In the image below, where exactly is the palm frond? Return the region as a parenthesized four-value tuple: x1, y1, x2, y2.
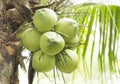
(57, 2, 120, 84)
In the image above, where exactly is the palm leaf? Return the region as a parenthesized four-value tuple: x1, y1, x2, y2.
(59, 2, 120, 84)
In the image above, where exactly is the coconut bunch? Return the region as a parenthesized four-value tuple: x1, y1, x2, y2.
(20, 8, 80, 73)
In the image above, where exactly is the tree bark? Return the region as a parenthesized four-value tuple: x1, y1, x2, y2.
(0, 0, 30, 84)
(0, 20, 20, 84)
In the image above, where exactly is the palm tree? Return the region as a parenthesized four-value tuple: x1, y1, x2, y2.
(0, 0, 120, 84)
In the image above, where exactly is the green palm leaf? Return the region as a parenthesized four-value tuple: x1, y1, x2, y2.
(59, 2, 120, 84)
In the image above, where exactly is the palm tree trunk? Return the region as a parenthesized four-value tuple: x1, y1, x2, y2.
(0, 23, 20, 84)
(0, 7, 21, 83)
(0, 0, 31, 83)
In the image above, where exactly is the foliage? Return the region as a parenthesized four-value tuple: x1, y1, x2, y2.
(57, 2, 120, 84)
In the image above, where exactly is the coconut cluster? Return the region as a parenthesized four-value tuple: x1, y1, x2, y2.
(21, 8, 80, 73)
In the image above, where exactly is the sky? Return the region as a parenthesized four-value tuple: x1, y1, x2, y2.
(72, 0, 120, 6)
